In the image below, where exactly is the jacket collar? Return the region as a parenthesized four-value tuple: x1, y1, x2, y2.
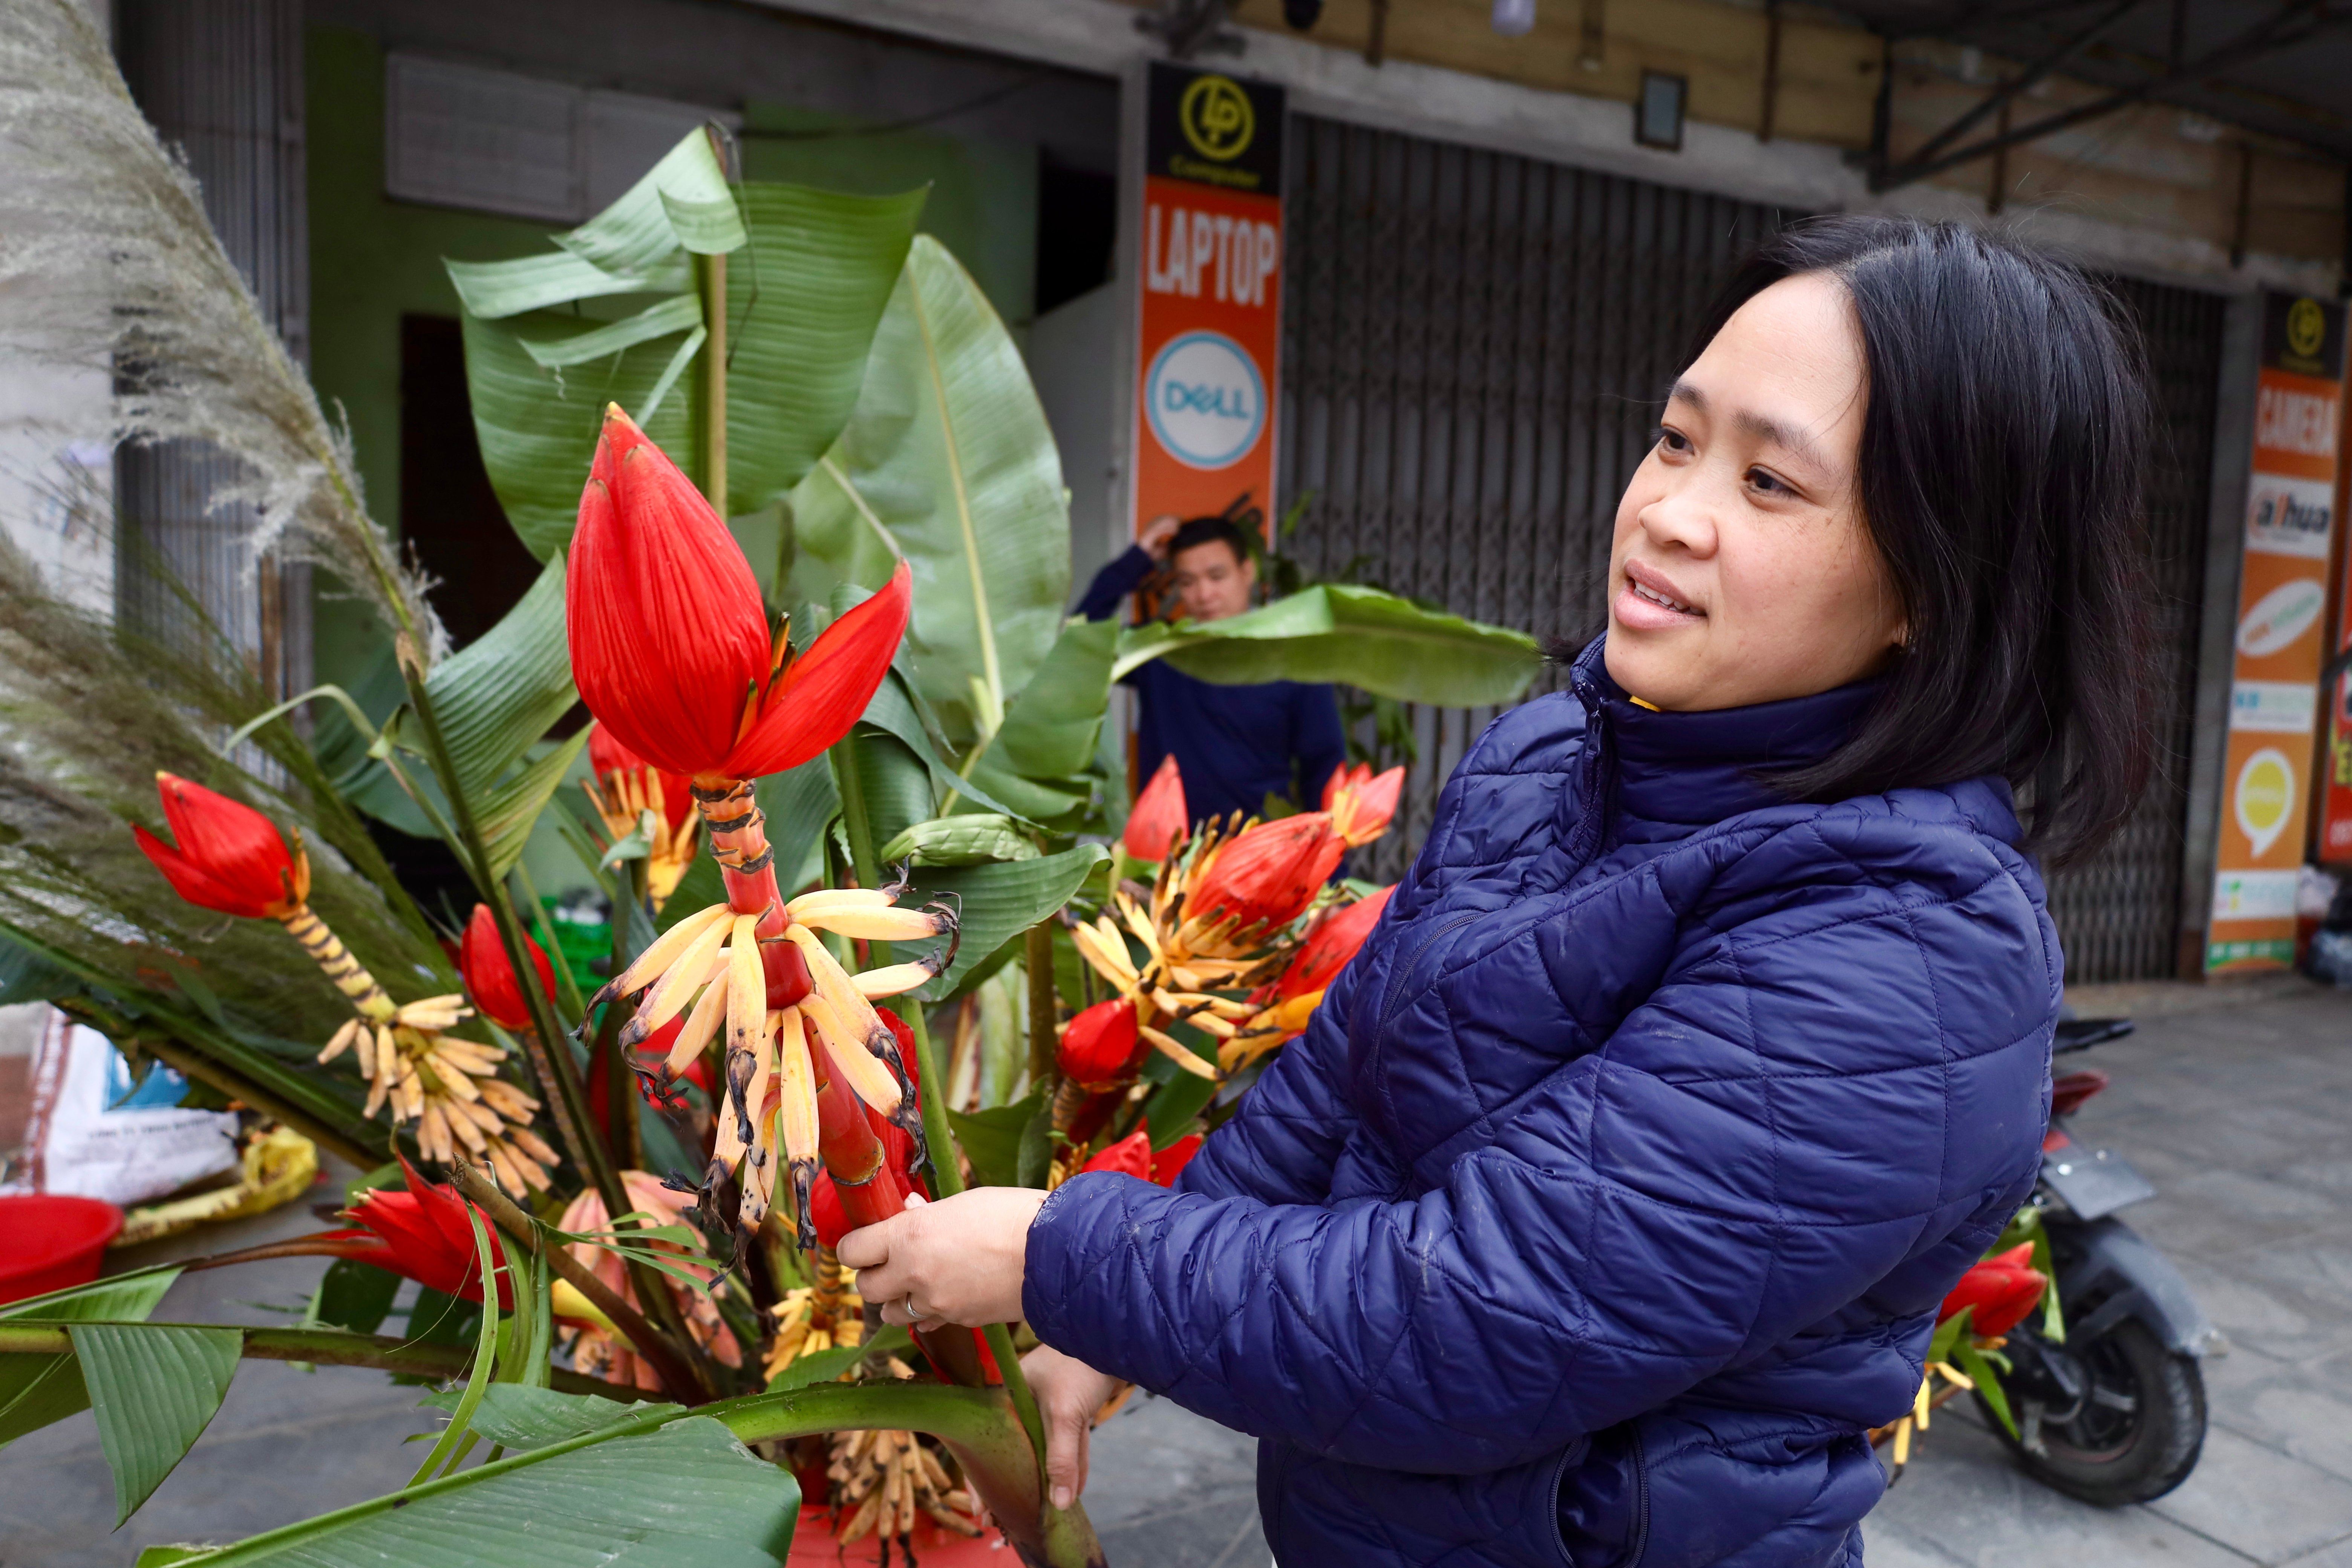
(1567, 637, 1886, 845)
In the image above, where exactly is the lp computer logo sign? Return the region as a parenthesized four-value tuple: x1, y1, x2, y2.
(1146, 331, 1266, 470)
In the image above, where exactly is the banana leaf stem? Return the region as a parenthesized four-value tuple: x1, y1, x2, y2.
(0, 1320, 629, 1398)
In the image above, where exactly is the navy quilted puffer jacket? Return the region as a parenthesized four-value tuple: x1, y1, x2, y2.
(1025, 641, 2057, 1568)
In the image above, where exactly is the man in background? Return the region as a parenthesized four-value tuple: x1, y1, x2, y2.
(1077, 513, 1346, 827)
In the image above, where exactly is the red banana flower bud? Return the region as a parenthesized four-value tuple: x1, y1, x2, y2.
(588, 724, 696, 835)
(1274, 885, 1395, 1002)
(1079, 1130, 1153, 1182)
(1190, 815, 1344, 935)
(1937, 1243, 2046, 1338)
(1150, 1134, 1203, 1187)
(456, 903, 557, 1033)
(1125, 755, 1189, 864)
(1325, 763, 1405, 847)
(133, 772, 309, 919)
(1057, 997, 1142, 1090)
(566, 405, 911, 780)
(330, 1156, 514, 1310)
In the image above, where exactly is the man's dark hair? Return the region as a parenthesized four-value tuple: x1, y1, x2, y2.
(1670, 215, 2155, 866)
(1168, 516, 1254, 565)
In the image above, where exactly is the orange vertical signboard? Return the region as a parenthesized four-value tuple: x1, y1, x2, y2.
(2209, 292, 2345, 972)
(1130, 61, 1285, 536)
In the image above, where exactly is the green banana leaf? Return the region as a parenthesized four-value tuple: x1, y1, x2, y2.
(419, 557, 576, 801)
(0, 1270, 179, 1449)
(1115, 584, 1542, 708)
(450, 129, 924, 559)
(876, 814, 1037, 867)
(141, 1415, 799, 1567)
(75, 1323, 240, 1524)
(788, 237, 1070, 753)
(904, 845, 1110, 998)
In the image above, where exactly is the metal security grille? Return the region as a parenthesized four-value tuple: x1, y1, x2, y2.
(2040, 278, 2224, 983)
(1276, 116, 1787, 880)
(1274, 115, 2223, 983)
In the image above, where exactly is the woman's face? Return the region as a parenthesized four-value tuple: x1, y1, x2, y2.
(1603, 272, 1904, 712)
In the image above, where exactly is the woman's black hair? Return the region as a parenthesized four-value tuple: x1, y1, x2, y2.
(1652, 215, 2155, 866)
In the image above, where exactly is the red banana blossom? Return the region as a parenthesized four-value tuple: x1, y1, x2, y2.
(1274, 885, 1396, 1003)
(1125, 756, 1190, 864)
(588, 725, 695, 835)
(1057, 997, 1142, 1091)
(457, 903, 556, 1033)
(1938, 1243, 2046, 1338)
(566, 404, 911, 783)
(133, 772, 308, 919)
(328, 1157, 515, 1310)
(1189, 814, 1346, 936)
(1324, 763, 1405, 847)
(1151, 1135, 1203, 1186)
(1077, 1129, 1202, 1188)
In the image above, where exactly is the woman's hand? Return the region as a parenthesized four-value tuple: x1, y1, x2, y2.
(1023, 1343, 1124, 1511)
(836, 1187, 1047, 1331)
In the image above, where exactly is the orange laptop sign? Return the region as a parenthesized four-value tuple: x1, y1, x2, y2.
(2210, 292, 2344, 971)
(1130, 62, 1285, 535)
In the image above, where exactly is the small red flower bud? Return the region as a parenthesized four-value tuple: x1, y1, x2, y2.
(1937, 1243, 2047, 1339)
(133, 772, 309, 919)
(1057, 997, 1141, 1089)
(1125, 755, 1189, 863)
(331, 1156, 515, 1310)
(458, 903, 556, 1032)
(1078, 1129, 1153, 1182)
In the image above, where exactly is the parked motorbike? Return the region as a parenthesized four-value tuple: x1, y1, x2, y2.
(1971, 1015, 2217, 1505)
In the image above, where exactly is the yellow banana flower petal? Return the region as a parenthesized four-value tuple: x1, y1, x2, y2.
(1139, 1024, 1218, 1080)
(600, 902, 732, 1003)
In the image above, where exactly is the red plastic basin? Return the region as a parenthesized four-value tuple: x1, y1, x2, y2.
(0, 1194, 125, 1305)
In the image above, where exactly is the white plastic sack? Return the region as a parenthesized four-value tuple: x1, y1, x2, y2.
(8, 1007, 239, 1205)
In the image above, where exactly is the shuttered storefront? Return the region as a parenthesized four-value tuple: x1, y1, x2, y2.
(1274, 115, 2223, 983)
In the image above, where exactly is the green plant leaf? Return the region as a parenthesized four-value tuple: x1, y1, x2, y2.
(789, 237, 1070, 752)
(1144, 1066, 1222, 1149)
(421, 557, 577, 800)
(459, 307, 695, 559)
(762, 1326, 910, 1394)
(657, 855, 726, 934)
(1116, 584, 1542, 708)
(0, 1269, 181, 1448)
(136, 1547, 212, 1566)
(726, 183, 927, 509)
(475, 730, 592, 882)
(154, 1414, 798, 1566)
(991, 616, 1120, 782)
(71, 1323, 242, 1523)
(559, 129, 743, 273)
(859, 669, 1021, 821)
(876, 814, 1037, 867)
(903, 845, 1109, 998)
(1954, 1340, 2017, 1437)
(945, 1088, 1049, 1188)
(314, 1258, 401, 1337)
(453, 1385, 681, 1451)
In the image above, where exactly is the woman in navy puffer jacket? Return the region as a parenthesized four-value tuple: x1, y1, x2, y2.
(843, 216, 2156, 1566)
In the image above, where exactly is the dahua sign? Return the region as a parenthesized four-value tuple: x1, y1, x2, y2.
(1129, 61, 1286, 539)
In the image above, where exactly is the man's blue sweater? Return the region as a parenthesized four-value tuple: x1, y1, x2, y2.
(1077, 546, 1346, 827)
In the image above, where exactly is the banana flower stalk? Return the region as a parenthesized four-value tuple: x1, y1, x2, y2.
(133, 773, 554, 1187)
(565, 407, 955, 1249)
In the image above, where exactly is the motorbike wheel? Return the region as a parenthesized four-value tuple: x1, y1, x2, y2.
(1980, 1319, 2206, 1505)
